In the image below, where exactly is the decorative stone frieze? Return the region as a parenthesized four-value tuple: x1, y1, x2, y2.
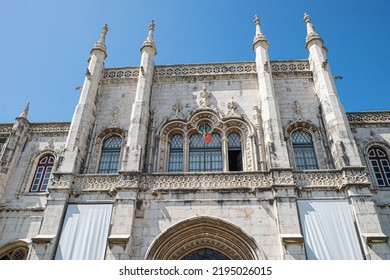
(102, 60, 311, 81)
(347, 111, 390, 124)
(28, 122, 70, 134)
(139, 172, 272, 191)
(49, 173, 74, 190)
(154, 62, 256, 78)
(293, 167, 370, 189)
(68, 168, 371, 193)
(271, 60, 310, 72)
(0, 124, 12, 134)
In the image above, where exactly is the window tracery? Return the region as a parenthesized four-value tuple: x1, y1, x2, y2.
(157, 109, 256, 173)
(97, 135, 122, 174)
(367, 147, 390, 187)
(291, 130, 318, 170)
(30, 154, 55, 192)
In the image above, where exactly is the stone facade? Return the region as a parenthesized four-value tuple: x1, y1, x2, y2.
(1, 15, 390, 260)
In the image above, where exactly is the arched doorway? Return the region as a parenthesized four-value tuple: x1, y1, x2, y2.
(145, 216, 264, 260)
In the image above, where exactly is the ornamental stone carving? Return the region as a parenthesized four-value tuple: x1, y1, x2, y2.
(140, 172, 272, 191)
(157, 108, 256, 172)
(347, 112, 390, 125)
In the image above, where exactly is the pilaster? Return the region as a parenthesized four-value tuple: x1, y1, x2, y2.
(106, 183, 138, 260)
(29, 173, 73, 259)
(122, 21, 157, 172)
(271, 169, 306, 259)
(0, 104, 30, 201)
(304, 13, 361, 168)
(58, 25, 108, 174)
(252, 16, 290, 169)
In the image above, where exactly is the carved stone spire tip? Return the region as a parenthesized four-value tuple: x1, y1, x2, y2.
(19, 102, 30, 118)
(149, 20, 155, 31)
(141, 20, 157, 54)
(304, 12, 322, 47)
(252, 14, 269, 49)
(91, 23, 108, 56)
(254, 14, 260, 25)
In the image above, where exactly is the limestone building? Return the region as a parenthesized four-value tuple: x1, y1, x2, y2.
(1, 14, 390, 260)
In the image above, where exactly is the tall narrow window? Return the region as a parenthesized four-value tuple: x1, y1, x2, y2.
(30, 155, 54, 192)
(228, 132, 242, 171)
(292, 130, 318, 170)
(98, 135, 122, 174)
(189, 124, 222, 172)
(368, 148, 390, 187)
(168, 134, 183, 172)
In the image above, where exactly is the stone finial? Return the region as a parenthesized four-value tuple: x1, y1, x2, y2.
(141, 20, 157, 54)
(304, 13, 323, 48)
(252, 14, 269, 49)
(91, 24, 108, 56)
(19, 102, 30, 119)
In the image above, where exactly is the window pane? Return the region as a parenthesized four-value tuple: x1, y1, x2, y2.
(228, 133, 241, 149)
(98, 136, 122, 174)
(189, 132, 222, 172)
(292, 131, 318, 170)
(30, 155, 55, 192)
(168, 134, 183, 172)
(369, 148, 390, 187)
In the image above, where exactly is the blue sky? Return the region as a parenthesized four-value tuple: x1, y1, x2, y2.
(1, 0, 389, 123)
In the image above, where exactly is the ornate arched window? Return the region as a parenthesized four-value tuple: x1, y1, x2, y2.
(368, 147, 390, 187)
(97, 135, 122, 174)
(189, 124, 222, 172)
(228, 132, 242, 171)
(168, 134, 184, 172)
(292, 130, 318, 170)
(183, 248, 229, 260)
(30, 155, 55, 192)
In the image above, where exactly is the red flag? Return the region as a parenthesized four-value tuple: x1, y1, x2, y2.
(204, 129, 212, 145)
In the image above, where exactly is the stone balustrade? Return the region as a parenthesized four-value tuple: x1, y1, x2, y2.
(61, 167, 371, 193)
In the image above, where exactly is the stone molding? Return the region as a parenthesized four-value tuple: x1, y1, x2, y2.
(28, 122, 70, 134)
(294, 167, 370, 189)
(67, 168, 371, 193)
(347, 111, 390, 125)
(102, 60, 311, 80)
(107, 234, 130, 249)
(0, 124, 13, 134)
(145, 216, 263, 260)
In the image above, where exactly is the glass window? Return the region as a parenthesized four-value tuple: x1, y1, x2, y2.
(228, 132, 242, 171)
(189, 124, 222, 172)
(30, 155, 55, 192)
(292, 130, 318, 170)
(183, 248, 228, 260)
(168, 134, 183, 172)
(97, 135, 122, 174)
(368, 148, 390, 187)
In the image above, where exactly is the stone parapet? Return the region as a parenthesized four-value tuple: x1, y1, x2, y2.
(68, 168, 371, 193)
(102, 60, 311, 80)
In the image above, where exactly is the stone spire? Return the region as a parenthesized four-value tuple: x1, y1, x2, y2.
(304, 13, 323, 48)
(91, 24, 108, 56)
(141, 20, 157, 55)
(19, 102, 30, 119)
(253, 15, 269, 49)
